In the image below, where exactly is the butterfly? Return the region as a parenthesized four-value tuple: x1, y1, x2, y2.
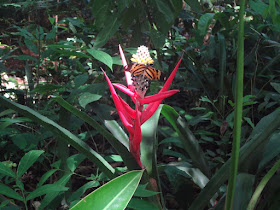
(129, 63, 165, 81)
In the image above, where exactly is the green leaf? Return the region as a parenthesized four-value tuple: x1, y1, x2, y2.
(150, 29, 166, 49)
(87, 49, 113, 70)
(37, 169, 58, 187)
(79, 92, 102, 108)
(232, 173, 255, 209)
(24, 39, 38, 54)
(74, 74, 88, 87)
(185, 0, 202, 13)
(270, 82, 280, 93)
(40, 173, 72, 209)
(52, 96, 137, 170)
(0, 96, 116, 179)
(161, 105, 210, 177)
(249, 0, 268, 15)
(189, 108, 280, 210)
(127, 198, 160, 210)
(71, 170, 144, 210)
(94, 16, 120, 49)
(26, 184, 68, 201)
(67, 154, 85, 172)
(134, 184, 160, 197)
(258, 131, 280, 171)
(155, 0, 174, 24)
(17, 150, 44, 178)
(198, 13, 215, 36)
(165, 162, 209, 189)
(141, 105, 163, 174)
(0, 183, 23, 201)
(0, 162, 17, 178)
(247, 159, 280, 210)
(68, 181, 100, 204)
(0, 117, 32, 130)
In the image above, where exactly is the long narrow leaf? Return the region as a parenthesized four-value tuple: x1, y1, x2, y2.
(0, 183, 23, 201)
(161, 105, 210, 177)
(247, 159, 280, 210)
(0, 96, 116, 179)
(52, 96, 138, 170)
(0, 162, 17, 179)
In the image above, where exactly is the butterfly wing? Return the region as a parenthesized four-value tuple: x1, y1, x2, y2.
(130, 63, 165, 81)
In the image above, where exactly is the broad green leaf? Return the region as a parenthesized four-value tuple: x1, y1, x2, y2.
(232, 173, 255, 210)
(127, 198, 160, 210)
(17, 150, 44, 178)
(37, 169, 58, 187)
(258, 131, 280, 171)
(0, 162, 16, 178)
(87, 49, 113, 70)
(0, 96, 116, 179)
(94, 16, 120, 49)
(198, 13, 215, 36)
(155, 0, 174, 24)
(74, 74, 88, 87)
(141, 105, 162, 174)
(185, 0, 202, 13)
(189, 108, 280, 210)
(197, 13, 215, 45)
(79, 92, 102, 108)
(249, 0, 268, 15)
(71, 170, 144, 210)
(26, 184, 68, 201)
(150, 29, 166, 49)
(161, 105, 210, 177)
(0, 183, 23, 201)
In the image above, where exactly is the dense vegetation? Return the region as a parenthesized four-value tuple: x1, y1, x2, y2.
(0, 0, 280, 209)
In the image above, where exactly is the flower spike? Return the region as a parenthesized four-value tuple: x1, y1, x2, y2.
(103, 46, 182, 167)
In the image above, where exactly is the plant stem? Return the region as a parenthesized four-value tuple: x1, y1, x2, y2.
(224, 0, 246, 209)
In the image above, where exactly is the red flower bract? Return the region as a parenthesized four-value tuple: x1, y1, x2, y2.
(102, 45, 182, 167)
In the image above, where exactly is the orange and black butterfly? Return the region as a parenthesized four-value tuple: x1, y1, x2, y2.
(129, 63, 166, 81)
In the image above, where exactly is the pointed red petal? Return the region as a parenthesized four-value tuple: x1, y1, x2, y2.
(113, 83, 136, 98)
(139, 89, 179, 104)
(119, 45, 134, 89)
(119, 96, 136, 119)
(102, 69, 134, 132)
(160, 58, 182, 93)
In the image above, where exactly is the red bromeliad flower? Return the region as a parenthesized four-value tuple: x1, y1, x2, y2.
(102, 45, 182, 167)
